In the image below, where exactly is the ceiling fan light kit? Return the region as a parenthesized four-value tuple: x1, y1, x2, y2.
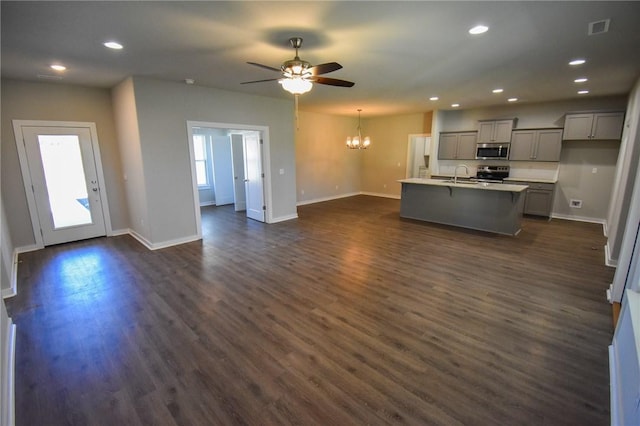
(242, 37, 354, 96)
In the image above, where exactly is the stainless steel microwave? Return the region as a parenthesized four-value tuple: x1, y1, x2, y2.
(476, 143, 509, 160)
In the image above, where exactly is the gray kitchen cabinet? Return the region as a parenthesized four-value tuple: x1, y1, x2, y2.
(563, 112, 624, 140)
(477, 119, 515, 143)
(510, 129, 563, 161)
(438, 131, 477, 160)
(507, 180, 556, 217)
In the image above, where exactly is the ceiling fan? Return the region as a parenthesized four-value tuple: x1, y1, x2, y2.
(241, 37, 355, 95)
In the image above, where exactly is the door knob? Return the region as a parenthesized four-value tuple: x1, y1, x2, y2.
(244, 179, 249, 182)
(92, 188, 98, 192)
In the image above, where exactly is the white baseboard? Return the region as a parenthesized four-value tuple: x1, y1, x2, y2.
(605, 242, 618, 268)
(361, 191, 401, 200)
(199, 201, 216, 207)
(296, 191, 401, 207)
(110, 228, 130, 236)
(128, 229, 201, 251)
(270, 213, 299, 223)
(550, 213, 607, 226)
(3, 245, 39, 299)
(297, 192, 361, 206)
(1, 251, 19, 299)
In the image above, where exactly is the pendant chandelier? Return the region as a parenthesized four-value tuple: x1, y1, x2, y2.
(346, 109, 371, 149)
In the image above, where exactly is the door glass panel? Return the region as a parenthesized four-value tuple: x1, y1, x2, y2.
(38, 135, 93, 228)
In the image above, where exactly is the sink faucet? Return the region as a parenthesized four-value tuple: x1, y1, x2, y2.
(454, 164, 469, 184)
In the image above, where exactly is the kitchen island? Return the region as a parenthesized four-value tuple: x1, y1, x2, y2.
(398, 178, 528, 235)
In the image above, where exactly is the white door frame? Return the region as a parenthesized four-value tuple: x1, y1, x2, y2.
(186, 121, 272, 237)
(12, 120, 113, 249)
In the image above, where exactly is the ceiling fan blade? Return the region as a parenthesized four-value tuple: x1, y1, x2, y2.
(247, 61, 281, 72)
(308, 62, 343, 75)
(311, 76, 355, 87)
(240, 78, 280, 84)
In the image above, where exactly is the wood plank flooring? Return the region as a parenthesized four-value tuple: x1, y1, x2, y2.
(6, 195, 615, 425)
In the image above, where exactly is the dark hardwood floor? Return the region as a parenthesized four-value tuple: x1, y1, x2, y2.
(6, 195, 615, 425)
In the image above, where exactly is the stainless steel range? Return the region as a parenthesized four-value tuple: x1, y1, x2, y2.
(475, 165, 510, 182)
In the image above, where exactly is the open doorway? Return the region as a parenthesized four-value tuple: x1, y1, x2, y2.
(186, 121, 271, 237)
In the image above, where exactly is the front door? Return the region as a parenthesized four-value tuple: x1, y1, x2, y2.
(20, 125, 107, 246)
(243, 132, 265, 222)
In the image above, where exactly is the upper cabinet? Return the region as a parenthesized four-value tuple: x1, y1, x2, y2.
(563, 112, 625, 141)
(477, 119, 515, 143)
(438, 132, 477, 160)
(510, 129, 563, 162)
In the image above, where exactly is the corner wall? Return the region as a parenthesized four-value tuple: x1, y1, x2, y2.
(296, 111, 361, 204)
(123, 77, 296, 246)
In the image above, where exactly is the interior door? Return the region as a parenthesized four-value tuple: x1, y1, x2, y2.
(21, 126, 106, 245)
(243, 132, 265, 222)
(230, 134, 247, 211)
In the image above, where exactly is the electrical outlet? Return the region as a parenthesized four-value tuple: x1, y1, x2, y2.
(592, 168, 598, 174)
(383, 184, 387, 188)
(301, 189, 305, 195)
(570, 199, 583, 208)
(335, 185, 339, 190)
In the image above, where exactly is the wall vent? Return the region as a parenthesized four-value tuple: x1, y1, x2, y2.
(588, 19, 610, 35)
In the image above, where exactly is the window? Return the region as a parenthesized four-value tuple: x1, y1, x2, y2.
(193, 134, 209, 187)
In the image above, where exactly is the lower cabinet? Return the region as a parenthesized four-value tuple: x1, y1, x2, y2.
(508, 181, 555, 217)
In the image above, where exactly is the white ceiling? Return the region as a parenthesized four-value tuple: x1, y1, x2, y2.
(2, 1, 640, 117)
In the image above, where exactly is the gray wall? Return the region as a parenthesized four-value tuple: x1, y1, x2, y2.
(554, 140, 620, 219)
(1, 78, 129, 247)
(437, 95, 628, 222)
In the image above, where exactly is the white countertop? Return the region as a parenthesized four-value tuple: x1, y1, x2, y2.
(504, 177, 558, 184)
(398, 178, 528, 193)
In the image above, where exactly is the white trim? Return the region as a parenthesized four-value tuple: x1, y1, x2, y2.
(186, 121, 272, 229)
(605, 242, 618, 267)
(296, 192, 360, 206)
(110, 228, 130, 236)
(550, 212, 606, 225)
(185, 124, 204, 241)
(128, 229, 200, 251)
(199, 201, 216, 207)
(1, 321, 17, 426)
(270, 213, 299, 223)
(1, 251, 19, 299)
(11, 120, 113, 249)
(361, 191, 401, 200)
(297, 191, 401, 206)
(608, 344, 620, 426)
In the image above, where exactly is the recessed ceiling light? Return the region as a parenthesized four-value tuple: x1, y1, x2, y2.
(451, 103, 460, 108)
(185, 78, 195, 85)
(569, 59, 586, 66)
(492, 88, 504, 94)
(578, 90, 589, 95)
(103, 41, 123, 50)
(469, 25, 489, 35)
(507, 98, 518, 102)
(574, 77, 588, 83)
(50, 64, 66, 71)
(429, 96, 439, 101)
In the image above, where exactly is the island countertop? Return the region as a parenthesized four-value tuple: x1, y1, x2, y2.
(398, 178, 527, 235)
(398, 177, 528, 193)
